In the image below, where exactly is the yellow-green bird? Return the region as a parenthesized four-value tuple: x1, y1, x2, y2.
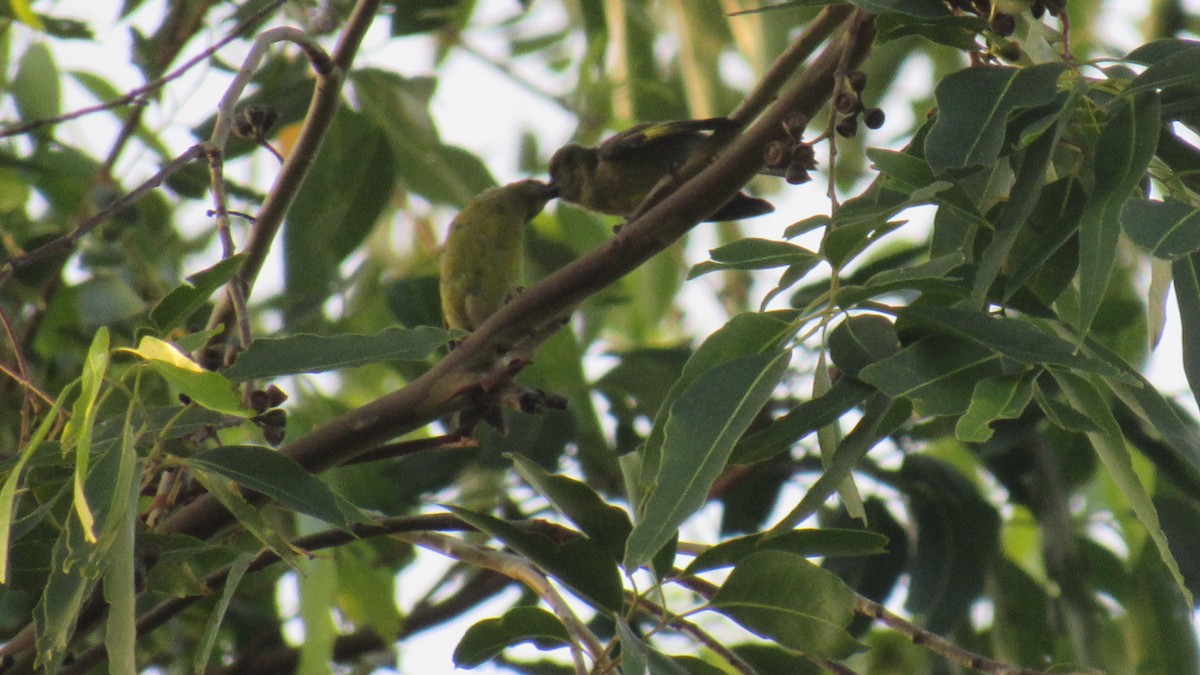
(548, 117, 774, 222)
(439, 179, 558, 332)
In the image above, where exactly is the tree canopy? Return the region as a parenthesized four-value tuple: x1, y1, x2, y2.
(3, 0, 1200, 673)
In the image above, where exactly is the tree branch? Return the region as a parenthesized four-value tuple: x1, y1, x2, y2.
(204, 0, 379, 344)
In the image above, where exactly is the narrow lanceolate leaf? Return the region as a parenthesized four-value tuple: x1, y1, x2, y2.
(688, 238, 820, 279)
(186, 471, 303, 570)
(0, 385, 73, 583)
(64, 327, 110, 543)
(897, 306, 1121, 377)
(1052, 370, 1192, 607)
(103, 452, 139, 675)
(625, 350, 791, 570)
(1174, 253, 1200, 412)
(638, 312, 795, 506)
(194, 553, 254, 675)
(1077, 91, 1161, 339)
(924, 63, 1066, 174)
(731, 376, 874, 465)
(769, 395, 911, 534)
(509, 453, 632, 563)
(708, 551, 861, 659)
(1121, 198, 1200, 260)
(223, 326, 457, 381)
(971, 90, 1074, 306)
(183, 446, 358, 529)
(120, 337, 248, 416)
(858, 335, 1001, 417)
(149, 254, 244, 332)
(446, 506, 624, 612)
(684, 528, 889, 575)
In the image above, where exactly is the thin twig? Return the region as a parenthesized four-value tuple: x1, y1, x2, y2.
(0, 145, 206, 287)
(632, 595, 756, 675)
(394, 530, 606, 675)
(203, 26, 334, 352)
(204, 1, 371, 342)
(0, 0, 288, 139)
(0, 304, 51, 447)
(855, 596, 1052, 675)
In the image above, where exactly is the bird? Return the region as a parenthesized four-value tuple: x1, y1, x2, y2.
(438, 179, 558, 333)
(437, 179, 565, 433)
(548, 117, 774, 222)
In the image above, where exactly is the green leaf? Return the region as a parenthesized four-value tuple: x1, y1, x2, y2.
(639, 312, 795, 496)
(684, 528, 889, 575)
(954, 372, 1035, 443)
(453, 606, 570, 668)
(836, 251, 967, 306)
(223, 327, 457, 381)
(13, 43, 60, 126)
(446, 506, 624, 612)
(1121, 198, 1200, 260)
(298, 554, 337, 674)
(925, 64, 1066, 174)
(63, 327, 110, 543)
(121, 336, 248, 416)
(1126, 537, 1200, 673)
(283, 106, 399, 319)
(194, 553, 253, 675)
(0, 384, 73, 583)
(1003, 177, 1087, 299)
(971, 90, 1075, 305)
(769, 395, 911, 534)
(626, 350, 790, 570)
(509, 453, 632, 562)
(103, 443, 139, 675)
(896, 306, 1121, 376)
(709, 551, 861, 659)
(1174, 253, 1200, 412)
(353, 69, 494, 207)
(731, 376, 874, 465)
(185, 469, 303, 569)
(149, 255, 245, 332)
(35, 427, 139, 671)
(75, 275, 145, 327)
(183, 446, 355, 529)
(859, 335, 1001, 417)
(827, 314, 902, 379)
(1127, 41, 1200, 95)
(1077, 91, 1161, 339)
(1052, 369, 1192, 607)
(687, 238, 819, 279)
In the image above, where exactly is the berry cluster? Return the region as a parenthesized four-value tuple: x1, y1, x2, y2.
(946, 0, 1068, 33)
(834, 70, 884, 140)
